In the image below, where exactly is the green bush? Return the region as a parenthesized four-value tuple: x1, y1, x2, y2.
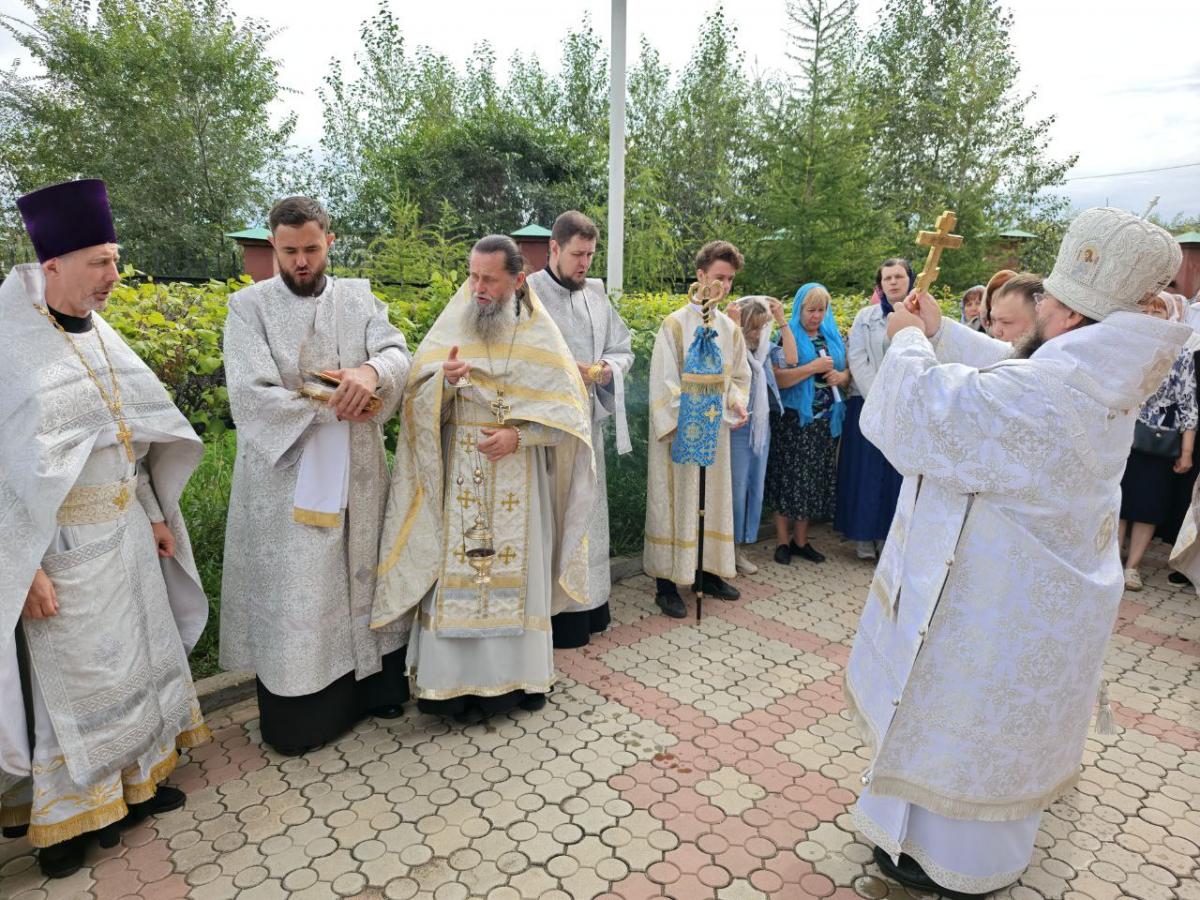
(103, 269, 248, 437)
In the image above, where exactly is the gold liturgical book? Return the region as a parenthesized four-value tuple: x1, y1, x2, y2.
(299, 370, 383, 416)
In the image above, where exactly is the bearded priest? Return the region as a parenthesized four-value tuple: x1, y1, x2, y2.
(526, 211, 634, 648)
(220, 196, 412, 756)
(0, 180, 210, 878)
(372, 235, 595, 720)
(846, 208, 1188, 897)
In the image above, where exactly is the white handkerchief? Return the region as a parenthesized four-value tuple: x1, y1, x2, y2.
(293, 419, 351, 527)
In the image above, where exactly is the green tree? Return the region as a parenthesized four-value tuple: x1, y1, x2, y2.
(859, 0, 1075, 287)
(0, 0, 293, 277)
(751, 0, 893, 293)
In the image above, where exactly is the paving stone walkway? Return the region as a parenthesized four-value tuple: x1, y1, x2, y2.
(2, 526, 1197, 899)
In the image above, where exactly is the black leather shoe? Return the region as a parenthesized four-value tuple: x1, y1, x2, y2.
(371, 704, 405, 719)
(124, 785, 186, 827)
(1, 824, 28, 839)
(773, 544, 791, 565)
(873, 846, 991, 899)
(39, 834, 88, 879)
(790, 541, 825, 563)
(655, 592, 687, 618)
(1168, 571, 1191, 586)
(694, 574, 740, 601)
(518, 693, 547, 711)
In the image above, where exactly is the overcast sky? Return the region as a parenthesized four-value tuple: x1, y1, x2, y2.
(2, 0, 1197, 220)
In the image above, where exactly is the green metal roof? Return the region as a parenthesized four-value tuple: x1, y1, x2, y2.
(1175, 231, 1200, 244)
(998, 228, 1037, 240)
(225, 227, 271, 242)
(511, 224, 552, 238)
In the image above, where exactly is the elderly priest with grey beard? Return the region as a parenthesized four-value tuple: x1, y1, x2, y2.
(526, 211, 634, 649)
(0, 180, 210, 879)
(372, 235, 595, 720)
(846, 208, 1188, 898)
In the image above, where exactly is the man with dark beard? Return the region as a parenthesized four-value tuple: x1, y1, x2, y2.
(371, 235, 595, 720)
(220, 196, 412, 755)
(526, 212, 634, 648)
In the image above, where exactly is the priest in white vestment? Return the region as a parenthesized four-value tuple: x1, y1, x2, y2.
(644, 241, 751, 618)
(0, 181, 209, 879)
(845, 208, 1188, 897)
(526, 211, 633, 648)
(220, 197, 411, 755)
(372, 235, 594, 720)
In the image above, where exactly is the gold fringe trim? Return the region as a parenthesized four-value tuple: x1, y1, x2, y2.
(415, 675, 557, 701)
(122, 750, 180, 805)
(844, 675, 1083, 822)
(177, 723, 212, 750)
(293, 507, 343, 528)
(418, 611, 549, 632)
(27, 797, 128, 849)
(0, 803, 32, 828)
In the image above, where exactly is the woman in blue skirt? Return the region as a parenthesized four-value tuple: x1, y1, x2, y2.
(835, 258, 912, 560)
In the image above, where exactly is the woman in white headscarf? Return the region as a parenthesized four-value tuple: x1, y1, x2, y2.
(726, 296, 792, 575)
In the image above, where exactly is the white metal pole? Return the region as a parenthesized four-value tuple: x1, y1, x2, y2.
(607, 0, 627, 296)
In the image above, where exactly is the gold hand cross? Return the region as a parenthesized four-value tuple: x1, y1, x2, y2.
(914, 210, 964, 296)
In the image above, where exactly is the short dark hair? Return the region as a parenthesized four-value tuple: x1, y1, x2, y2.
(695, 240, 744, 273)
(471, 234, 529, 304)
(992, 272, 1043, 310)
(875, 257, 914, 291)
(268, 196, 330, 233)
(551, 211, 599, 246)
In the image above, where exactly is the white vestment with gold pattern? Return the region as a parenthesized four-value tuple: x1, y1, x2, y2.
(372, 285, 595, 700)
(0, 264, 210, 847)
(846, 315, 1190, 892)
(643, 305, 751, 583)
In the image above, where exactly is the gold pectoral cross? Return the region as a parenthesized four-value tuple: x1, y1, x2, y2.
(914, 210, 964, 295)
(116, 419, 135, 463)
(490, 391, 511, 425)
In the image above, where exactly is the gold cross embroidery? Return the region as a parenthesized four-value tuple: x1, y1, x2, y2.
(113, 486, 131, 511)
(498, 546, 517, 565)
(458, 431, 476, 453)
(456, 489, 477, 509)
(703, 403, 721, 423)
(914, 210, 964, 295)
(501, 491, 520, 512)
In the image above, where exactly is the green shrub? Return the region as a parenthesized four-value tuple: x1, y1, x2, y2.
(103, 269, 248, 437)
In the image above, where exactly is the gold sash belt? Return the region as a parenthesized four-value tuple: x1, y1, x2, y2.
(57, 476, 138, 526)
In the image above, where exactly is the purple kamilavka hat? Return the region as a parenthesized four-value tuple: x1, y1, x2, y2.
(16, 179, 118, 262)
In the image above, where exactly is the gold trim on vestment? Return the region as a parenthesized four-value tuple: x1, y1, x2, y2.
(467, 371, 586, 416)
(27, 796, 127, 848)
(14, 721, 207, 846)
(292, 508, 342, 528)
(0, 803, 32, 828)
(440, 575, 526, 589)
(376, 484, 426, 577)
(644, 530, 734, 548)
(415, 342, 578, 378)
(414, 674, 557, 701)
(56, 476, 137, 525)
(418, 611, 549, 632)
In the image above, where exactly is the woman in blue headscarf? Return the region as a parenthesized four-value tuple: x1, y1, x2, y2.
(835, 257, 913, 560)
(765, 283, 849, 566)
